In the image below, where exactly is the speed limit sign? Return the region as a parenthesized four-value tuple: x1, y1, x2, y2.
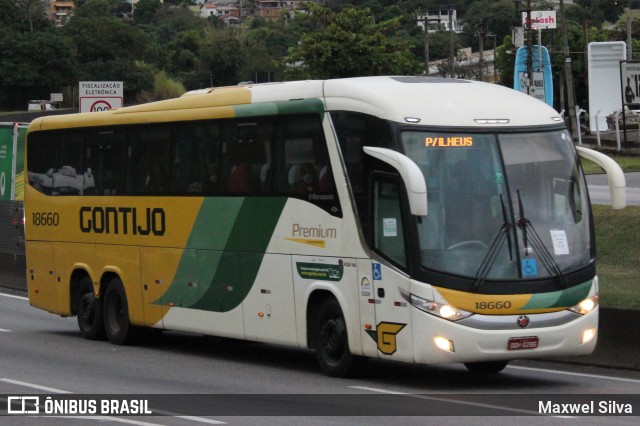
(90, 100, 114, 112)
(79, 81, 123, 113)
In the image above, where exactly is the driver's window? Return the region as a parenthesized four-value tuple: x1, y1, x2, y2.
(373, 177, 407, 268)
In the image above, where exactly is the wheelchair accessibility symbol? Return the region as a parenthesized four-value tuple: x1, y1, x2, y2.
(372, 263, 382, 281)
(521, 258, 538, 277)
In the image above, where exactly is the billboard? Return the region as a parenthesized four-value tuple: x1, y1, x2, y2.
(0, 123, 27, 201)
(522, 11, 557, 29)
(587, 42, 627, 132)
(620, 61, 640, 109)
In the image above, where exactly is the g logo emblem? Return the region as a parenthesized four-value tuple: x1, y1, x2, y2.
(365, 322, 406, 355)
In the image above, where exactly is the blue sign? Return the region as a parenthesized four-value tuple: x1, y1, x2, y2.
(372, 263, 382, 281)
(513, 46, 553, 107)
(522, 258, 539, 277)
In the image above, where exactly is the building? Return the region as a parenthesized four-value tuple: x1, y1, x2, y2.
(417, 9, 461, 33)
(49, 1, 75, 28)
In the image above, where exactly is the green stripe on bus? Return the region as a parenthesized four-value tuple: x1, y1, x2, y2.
(233, 99, 324, 118)
(159, 197, 287, 312)
(520, 280, 592, 311)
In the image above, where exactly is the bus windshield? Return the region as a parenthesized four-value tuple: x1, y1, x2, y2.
(401, 129, 592, 282)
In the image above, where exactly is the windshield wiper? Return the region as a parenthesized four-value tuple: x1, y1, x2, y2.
(473, 195, 513, 291)
(516, 190, 568, 288)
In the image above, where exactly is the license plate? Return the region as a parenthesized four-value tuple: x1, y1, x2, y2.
(508, 336, 539, 350)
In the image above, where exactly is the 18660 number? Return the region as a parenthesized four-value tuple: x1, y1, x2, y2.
(475, 301, 512, 310)
(32, 212, 60, 226)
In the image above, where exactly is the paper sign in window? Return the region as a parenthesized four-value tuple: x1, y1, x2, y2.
(383, 218, 397, 237)
(550, 230, 569, 255)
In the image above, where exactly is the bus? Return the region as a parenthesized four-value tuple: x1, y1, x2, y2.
(24, 76, 625, 376)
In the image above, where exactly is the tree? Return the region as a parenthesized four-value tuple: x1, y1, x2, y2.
(0, 29, 79, 107)
(2, 0, 24, 32)
(63, 8, 156, 100)
(13, 0, 48, 33)
(463, 0, 515, 47)
(494, 35, 516, 88)
(283, 5, 420, 79)
(133, 0, 162, 25)
(574, 0, 625, 27)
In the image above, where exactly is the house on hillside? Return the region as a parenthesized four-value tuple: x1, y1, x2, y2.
(49, 1, 75, 27)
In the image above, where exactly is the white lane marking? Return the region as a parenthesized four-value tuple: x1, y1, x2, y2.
(1, 378, 226, 424)
(1, 378, 71, 394)
(508, 365, 640, 384)
(0, 292, 28, 301)
(349, 385, 576, 418)
(0, 328, 12, 332)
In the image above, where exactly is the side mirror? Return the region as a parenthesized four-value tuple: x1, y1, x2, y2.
(576, 146, 626, 209)
(363, 147, 427, 216)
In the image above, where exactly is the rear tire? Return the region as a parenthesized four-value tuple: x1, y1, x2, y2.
(464, 361, 509, 374)
(103, 278, 139, 345)
(314, 298, 364, 377)
(76, 276, 105, 340)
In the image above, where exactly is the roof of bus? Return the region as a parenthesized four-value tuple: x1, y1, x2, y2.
(29, 76, 563, 131)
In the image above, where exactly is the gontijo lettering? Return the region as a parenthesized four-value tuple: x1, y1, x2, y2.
(79, 206, 165, 236)
(425, 136, 473, 147)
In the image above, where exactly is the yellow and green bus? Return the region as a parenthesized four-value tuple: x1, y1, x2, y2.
(24, 77, 625, 376)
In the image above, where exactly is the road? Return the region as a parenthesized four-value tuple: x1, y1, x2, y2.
(1, 290, 639, 425)
(586, 172, 640, 206)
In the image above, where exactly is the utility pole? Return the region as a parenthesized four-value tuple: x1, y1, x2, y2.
(417, 13, 430, 76)
(479, 29, 485, 81)
(448, 5, 455, 78)
(425, 19, 430, 75)
(627, 17, 633, 60)
(526, 0, 534, 94)
(560, 0, 578, 140)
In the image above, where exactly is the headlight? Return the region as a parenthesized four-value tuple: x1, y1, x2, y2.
(569, 293, 599, 315)
(400, 289, 472, 321)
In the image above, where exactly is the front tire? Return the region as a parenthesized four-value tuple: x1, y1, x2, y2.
(76, 276, 105, 340)
(314, 298, 363, 377)
(464, 361, 509, 374)
(103, 278, 139, 345)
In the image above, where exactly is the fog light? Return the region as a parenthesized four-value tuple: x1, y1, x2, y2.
(434, 336, 455, 352)
(582, 327, 596, 344)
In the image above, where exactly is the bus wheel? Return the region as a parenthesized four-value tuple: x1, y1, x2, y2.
(464, 361, 509, 374)
(314, 298, 362, 377)
(76, 276, 105, 340)
(103, 278, 139, 345)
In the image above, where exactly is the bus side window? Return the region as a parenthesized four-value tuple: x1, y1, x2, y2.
(128, 126, 171, 194)
(53, 135, 85, 196)
(172, 125, 204, 194)
(372, 176, 407, 268)
(198, 122, 222, 195)
(26, 132, 56, 195)
(95, 130, 126, 196)
(225, 119, 271, 195)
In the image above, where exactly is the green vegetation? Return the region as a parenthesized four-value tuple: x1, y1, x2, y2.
(0, 0, 633, 109)
(581, 154, 640, 174)
(581, 150, 639, 309)
(593, 205, 640, 309)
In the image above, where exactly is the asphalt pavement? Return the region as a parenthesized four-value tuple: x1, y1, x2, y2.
(586, 171, 640, 206)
